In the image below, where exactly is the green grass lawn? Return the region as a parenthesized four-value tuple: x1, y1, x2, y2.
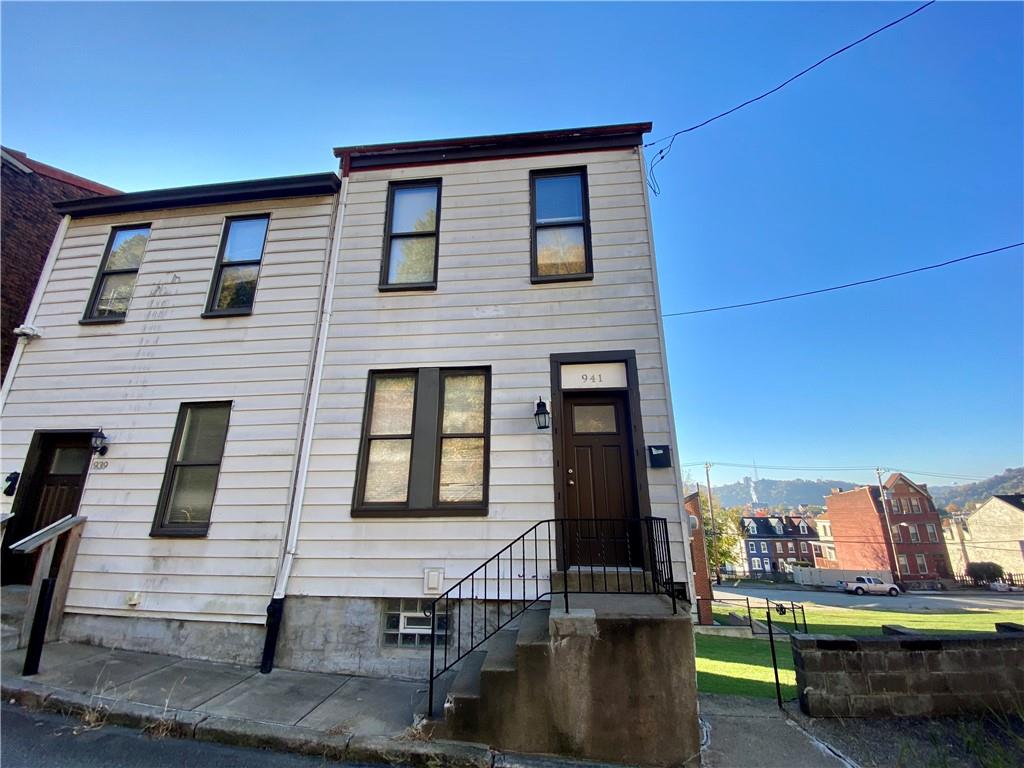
(696, 603, 1024, 699)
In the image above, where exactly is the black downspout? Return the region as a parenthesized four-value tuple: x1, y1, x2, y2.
(260, 597, 285, 673)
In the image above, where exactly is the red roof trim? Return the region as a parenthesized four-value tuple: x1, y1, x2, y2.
(2, 147, 119, 195)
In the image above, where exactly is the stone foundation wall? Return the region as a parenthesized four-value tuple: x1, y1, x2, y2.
(61, 613, 263, 667)
(793, 629, 1024, 718)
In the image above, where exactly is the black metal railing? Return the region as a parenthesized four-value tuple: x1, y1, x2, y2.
(426, 516, 676, 717)
(697, 596, 807, 635)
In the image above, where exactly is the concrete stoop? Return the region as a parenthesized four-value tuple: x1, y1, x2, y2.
(1, 585, 29, 651)
(430, 596, 702, 767)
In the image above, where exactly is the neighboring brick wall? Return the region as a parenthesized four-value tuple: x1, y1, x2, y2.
(685, 492, 712, 624)
(824, 487, 893, 573)
(0, 161, 102, 381)
(793, 631, 1024, 718)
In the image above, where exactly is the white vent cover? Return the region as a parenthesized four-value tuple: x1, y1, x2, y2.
(423, 568, 445, 595)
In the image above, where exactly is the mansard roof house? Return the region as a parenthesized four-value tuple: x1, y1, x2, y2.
(0, 123, 700, 764)
(739, 514, 820, 574)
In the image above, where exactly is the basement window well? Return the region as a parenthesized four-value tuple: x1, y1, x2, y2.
(382, 598, 448, 649)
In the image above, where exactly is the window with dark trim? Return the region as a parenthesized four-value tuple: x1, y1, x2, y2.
(82, 225, 151, 323)
(205, 215, 269, 316)
(380, 180, 441, 291)
(152, 401, 231, 536)
(530, 167, 592, 283)
(354, 367, 490, 516)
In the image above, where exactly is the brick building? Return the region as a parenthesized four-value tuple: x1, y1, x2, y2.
(824, 473, 952, 587)
(684, 491, 713, 624)
(1, 147, 117, 380)
(740, 514, 820, 574)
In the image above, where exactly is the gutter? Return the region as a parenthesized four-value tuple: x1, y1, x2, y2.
(261, 174, 349, 672)
(1, 215, 70, 414)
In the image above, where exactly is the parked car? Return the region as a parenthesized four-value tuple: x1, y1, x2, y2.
(843, 576, 901, 596)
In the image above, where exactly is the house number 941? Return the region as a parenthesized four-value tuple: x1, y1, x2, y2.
(581, 374, 604, 384)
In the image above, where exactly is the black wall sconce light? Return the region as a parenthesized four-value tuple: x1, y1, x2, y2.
(534, 397, 551, 430)
(91, 428, 109, 456)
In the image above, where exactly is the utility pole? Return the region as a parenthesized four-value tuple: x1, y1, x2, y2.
(705, 462, 721, 585)
(876, 467, 901, 583)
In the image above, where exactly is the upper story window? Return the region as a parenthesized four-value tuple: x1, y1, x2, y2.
(799, 522, 808, 535)
(83, 225, 151, 323)
(910, 497, 922, 514)
(205, 215, 269, 316)
(926, 523, 938, 543)
(381, 180, 441, 291)
(152, 401, 231, 537)
(354, 367, 490, 516)
(891, 524, 902, 543)
(908, 524, 921, 543)
(748, 541, 756, 553)
(530, 168, 592, 283)
(775, 541, 783, 553)
(891, 498, 903, 514)
(760, 541, 768, 553)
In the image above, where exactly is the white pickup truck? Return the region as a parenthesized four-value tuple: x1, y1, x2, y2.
(843, 576, 901, 596)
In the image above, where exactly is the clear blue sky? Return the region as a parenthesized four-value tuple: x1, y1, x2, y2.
(3, 2, 1021, 487)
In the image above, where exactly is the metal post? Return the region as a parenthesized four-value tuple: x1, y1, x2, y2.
(427, 600, 437, 718)
(705, 463, 721, 585)
(559, 520, 570, 612)
(22, 577, 56, 676)
(877, 467, 901, 584)
(765, 607, 783, 709)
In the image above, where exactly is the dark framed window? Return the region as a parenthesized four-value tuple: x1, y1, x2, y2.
(205, 215, 269, 316)
(151, 401, 231, 537)
(82, 224, 151, 323)
(530, 167, 592, 283)
(354, 367, 490, 516)
(380, 180, 441, 291)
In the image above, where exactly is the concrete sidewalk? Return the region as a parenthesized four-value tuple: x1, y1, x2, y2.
(1, 641, 491, 766)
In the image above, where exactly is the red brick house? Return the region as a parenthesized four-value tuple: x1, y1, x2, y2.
(1, 147, 118, 380)
(824, 473, 952, 587)
(685, 492, 713, 624)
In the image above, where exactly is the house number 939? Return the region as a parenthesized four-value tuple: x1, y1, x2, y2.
(92, 459, 109, 470)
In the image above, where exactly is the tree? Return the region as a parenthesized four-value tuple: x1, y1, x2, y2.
(965, 561, 1004, 585)
(699, 493, 740, 574)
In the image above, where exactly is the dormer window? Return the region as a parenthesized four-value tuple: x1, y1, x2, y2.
(799, 522, 808, 535)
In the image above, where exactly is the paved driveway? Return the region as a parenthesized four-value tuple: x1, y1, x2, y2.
(712, 583, 1024, 612)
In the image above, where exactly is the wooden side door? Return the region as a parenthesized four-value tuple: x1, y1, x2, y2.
(560, 392, 640, 567)
(1, 434, 91, 585)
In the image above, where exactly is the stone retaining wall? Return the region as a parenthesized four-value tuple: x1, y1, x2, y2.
(792, 628, 1024, 718)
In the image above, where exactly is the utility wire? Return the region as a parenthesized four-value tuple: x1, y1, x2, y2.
(646, 0, 936, 194)
(662, 242, 1023, 317)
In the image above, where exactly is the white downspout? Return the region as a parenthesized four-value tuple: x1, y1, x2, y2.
(0, 215, 70, 414)
(271, 175, 349, 600)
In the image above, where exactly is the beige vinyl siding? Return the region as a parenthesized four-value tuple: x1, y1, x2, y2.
(291, 149, 688, 599)
(1, 195, 335, 624)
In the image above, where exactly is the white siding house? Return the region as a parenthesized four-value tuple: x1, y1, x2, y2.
(1, 124, 691, 677)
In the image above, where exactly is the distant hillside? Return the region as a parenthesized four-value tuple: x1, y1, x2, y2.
(929, 467, 1024, 510)
(708, 467, 1024, 511)
(712, 477, 857, 508)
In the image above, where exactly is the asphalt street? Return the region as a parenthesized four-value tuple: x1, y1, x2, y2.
(0, 703, 377, 768)
(712, 583, 1024, 612)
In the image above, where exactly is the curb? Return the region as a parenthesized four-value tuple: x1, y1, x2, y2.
(4, 680, 617, 768)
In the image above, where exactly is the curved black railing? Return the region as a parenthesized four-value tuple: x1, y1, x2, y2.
(426, 516, 676, 717)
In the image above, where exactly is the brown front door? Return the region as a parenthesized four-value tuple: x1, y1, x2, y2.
(1, 433, 91, 585)
(561, 392, 640, 567)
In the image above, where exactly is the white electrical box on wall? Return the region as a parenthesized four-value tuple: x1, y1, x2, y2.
(423, 568, 445, 595)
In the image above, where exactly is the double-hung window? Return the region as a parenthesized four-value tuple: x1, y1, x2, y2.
(897, 554, 909, 574)
(915, 554, 928, 574)
(910, 497, 922, 514)
(206, 215, 269, 315)
(748, 541, 756, 553)
(909, 524, 921, 543)
(926, 523, 938, 543)
(152, 402, 231, 536)
(530, 168, 592, 282)
(380, 180, 441, 290)
(891, 524, 902, 543)
(800, 541, 808, 554)
(354, 367, 490, 515)
(775, 542, 783, 553)
(760, 542, 768, 553)
(83, 225, 151, 322)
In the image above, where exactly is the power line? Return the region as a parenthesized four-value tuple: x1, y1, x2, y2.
(646, 1, 936, 194)
(662, 242, 1023, 317)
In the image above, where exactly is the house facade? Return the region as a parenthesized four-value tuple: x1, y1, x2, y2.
(0, 123, 693, 679)
(943, 494, 1024, 576)
(1, 147, 118, 382)
(740, 514, 819, 574)
(823, 473, 952, 586)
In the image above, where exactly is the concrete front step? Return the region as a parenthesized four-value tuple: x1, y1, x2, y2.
(550, 569, 654, 594)
(1, 585, 30, 625)
(1, 625, 19, 652)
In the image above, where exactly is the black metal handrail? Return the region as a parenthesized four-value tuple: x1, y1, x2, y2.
(426, 516, 676, 717)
